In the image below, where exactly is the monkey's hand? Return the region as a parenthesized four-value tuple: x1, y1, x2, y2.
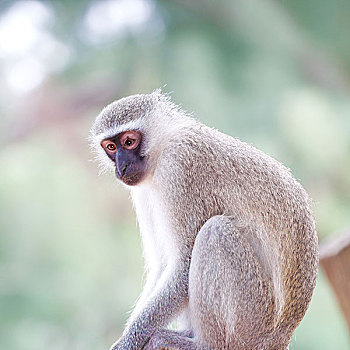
(110, 261, 190, 350)
(142, 330, 167, 350)
(143, 329, 196, 350)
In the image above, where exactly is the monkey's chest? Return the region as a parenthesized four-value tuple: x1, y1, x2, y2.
(131, 187, 177, 270)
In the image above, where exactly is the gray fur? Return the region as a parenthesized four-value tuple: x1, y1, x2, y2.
(90, 90, 319, 350)
(91, 93, 157, 135)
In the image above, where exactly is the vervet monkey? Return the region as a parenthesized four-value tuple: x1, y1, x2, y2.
(90, 90, 319, 350)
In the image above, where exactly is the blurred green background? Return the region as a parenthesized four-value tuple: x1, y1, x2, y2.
(0, 0, 349, 349)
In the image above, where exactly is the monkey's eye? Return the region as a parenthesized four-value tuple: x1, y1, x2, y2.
(120, 131, 141, 150)
(101, 140, 117, 154)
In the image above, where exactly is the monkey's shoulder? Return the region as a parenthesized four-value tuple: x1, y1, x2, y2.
(155, 124, 309, 206)
(158, 124, 290, 177)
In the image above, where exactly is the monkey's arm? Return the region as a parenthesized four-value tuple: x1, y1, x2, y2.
(125, 268, 162, 327)
(110, 259, 190, 350)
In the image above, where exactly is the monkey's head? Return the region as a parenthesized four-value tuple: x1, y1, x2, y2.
(90, 89, 188, 186)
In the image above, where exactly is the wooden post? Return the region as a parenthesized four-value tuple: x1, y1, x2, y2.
(320, 230, 350, 333)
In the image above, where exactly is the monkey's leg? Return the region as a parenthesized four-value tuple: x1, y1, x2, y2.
(188, 216, 287, 350)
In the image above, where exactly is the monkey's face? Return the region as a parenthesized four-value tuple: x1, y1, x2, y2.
(100, 130, 146, 186)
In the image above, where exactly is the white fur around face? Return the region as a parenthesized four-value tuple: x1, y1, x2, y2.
(97, 119, 145, 141)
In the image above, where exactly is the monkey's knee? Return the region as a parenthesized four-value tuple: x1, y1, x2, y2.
(192, 215, 234, 247)
(191, 215, 251, 267)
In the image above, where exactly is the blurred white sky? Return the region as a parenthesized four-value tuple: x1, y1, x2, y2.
(83, 0, 154, 43)
(0, 0, 155, 95)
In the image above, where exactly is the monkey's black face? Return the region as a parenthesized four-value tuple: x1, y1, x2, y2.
(101, 130, 146, 186)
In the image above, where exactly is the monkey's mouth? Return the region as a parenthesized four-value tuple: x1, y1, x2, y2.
(117, 171, 144, 186)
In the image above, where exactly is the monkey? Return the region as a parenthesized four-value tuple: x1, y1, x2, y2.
(89, 90, 319, 350)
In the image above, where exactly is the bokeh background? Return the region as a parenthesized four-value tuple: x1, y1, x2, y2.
(0, 0, 349, 349)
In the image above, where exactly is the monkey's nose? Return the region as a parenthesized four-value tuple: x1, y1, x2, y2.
(116, 163, 128, 178)
(121, 163, 128, 176)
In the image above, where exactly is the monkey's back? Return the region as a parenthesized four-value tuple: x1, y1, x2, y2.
(157, 121, 319, 336)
